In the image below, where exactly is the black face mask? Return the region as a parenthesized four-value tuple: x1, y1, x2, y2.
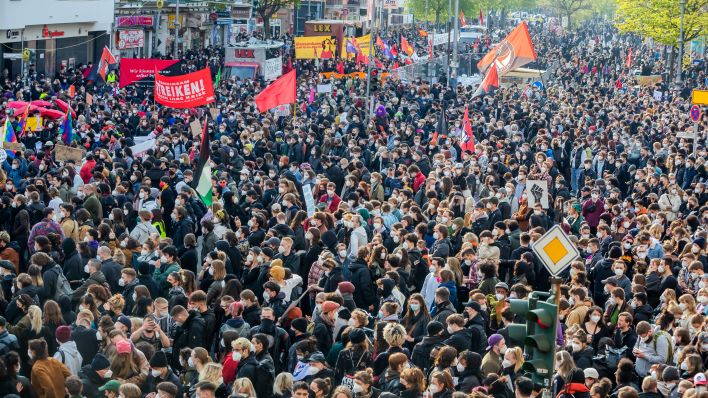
(260, 318, 275, 333)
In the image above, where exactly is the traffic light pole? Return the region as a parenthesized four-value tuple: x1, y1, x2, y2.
(543, 277, 563, 398)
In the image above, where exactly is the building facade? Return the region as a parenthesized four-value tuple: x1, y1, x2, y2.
(0, 0, 114, 78)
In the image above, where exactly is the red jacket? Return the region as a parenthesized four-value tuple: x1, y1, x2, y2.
(79, 159, 96, 183)
(318, 193, 341, 213)
(413, 172, 426, 192)
(222, 353, 239, 385)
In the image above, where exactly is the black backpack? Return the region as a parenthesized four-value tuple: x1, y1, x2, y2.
(48, 265, 73, 301)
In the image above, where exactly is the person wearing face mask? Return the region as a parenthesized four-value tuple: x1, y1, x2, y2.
(78, 353, 113, 398)
(569, 331, 594, 368)
(482, 334, 507, 377)
(633, 318, 673, 377)
(581, 188, 605, 234)
(70, 259, 106, 304)
(603, 286, 633, 330)
(144, 351, 182, 398)
(427, 369, 455, 398)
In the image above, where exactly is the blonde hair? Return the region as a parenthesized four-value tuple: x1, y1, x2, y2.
(118, 383, 141, 398)
(273, 372, 293, 396)
(28, 305, 43, 334)
(507, 346, 525, 372)
(234, 378, 257, 397)
(199, 362, 224, 385)
(232, 337, 253, 352)
(211, 259, 226, 281)
(108, 293, 125, 311)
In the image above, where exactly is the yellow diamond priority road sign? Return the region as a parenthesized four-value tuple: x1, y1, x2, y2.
(532, 225, 579, 276)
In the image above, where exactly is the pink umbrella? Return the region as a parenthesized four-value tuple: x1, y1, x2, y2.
(7, 100, 29, 109)
(54, 98, 76, 119)
(30, 100, 53, 107)
(38, 107, 66, 120)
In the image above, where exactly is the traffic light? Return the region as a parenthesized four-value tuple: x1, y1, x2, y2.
(508, 291, 558, 388)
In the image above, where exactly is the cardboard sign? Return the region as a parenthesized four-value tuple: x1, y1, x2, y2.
(154, 67, 215, 109)
(54, 145, 85, 162)
(86, 93, 94, 106)
(190, 120, 203, 137)
(209, 108, 220, 120)
(316, 83, 332, 93)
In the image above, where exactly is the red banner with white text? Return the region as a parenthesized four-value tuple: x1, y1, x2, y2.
(154, 67, 215, 109)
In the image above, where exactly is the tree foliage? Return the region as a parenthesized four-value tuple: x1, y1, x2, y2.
(614, 0, 708, 47)
(408, 0, 482, 26)
(255, 0, 299, 38)
(541, 0, 591, 26)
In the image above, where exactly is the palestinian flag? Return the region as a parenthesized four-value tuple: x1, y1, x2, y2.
(192, 118, 213, 206)
(473, 64, 499, 98)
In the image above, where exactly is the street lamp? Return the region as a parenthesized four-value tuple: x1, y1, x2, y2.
(676, 0, 685, 84)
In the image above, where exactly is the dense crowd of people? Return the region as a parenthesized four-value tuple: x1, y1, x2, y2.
(0, 13, 706, 398)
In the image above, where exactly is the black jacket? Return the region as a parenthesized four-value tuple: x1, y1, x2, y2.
(72, 271, 107, 303)
(171, 310, 206, 368)
(411, 335, 445, 372)
(79, 364, 106, 398)
(72, 325, 100, 366)
(62, 250, 84, 284)
(349, 260, 376, 308)
(443, 327, 475, 353)
(38, 262, 63, 303)
(101, 259, 123, 292)
(572, 347, 594, 369)
(143, 369, 182, 398)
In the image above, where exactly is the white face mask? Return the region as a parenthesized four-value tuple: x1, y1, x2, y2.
(571, 343, 582, 352)
(590, 314, 601, 323)
(188, 357, 194, 367)
(495, 293, 505, 301)
(352, 384, 364, 393)
(232, 351, 242, 361)
(501, 359, 513, 368)
(428, 385, 439, 394)
(118, 278, 125, 287)
(104, 369, 113, 378)
(151, 369, 162, 378)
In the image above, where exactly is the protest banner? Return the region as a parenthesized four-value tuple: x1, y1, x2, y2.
(130, 138, 156, 158)
(119, 58, 180, 87)
(294, 36, 337, 59)
(340, 35, 371, 58)
(154, 68, 215, 109)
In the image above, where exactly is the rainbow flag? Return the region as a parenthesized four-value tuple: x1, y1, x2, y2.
(1, 118, 17, 157)
(61, 108, 73, 145)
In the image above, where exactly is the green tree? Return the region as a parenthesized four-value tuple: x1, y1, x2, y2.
(614, 0, 707, 47)
(408, 0, 481, 27)
(254, 0, 299, 38)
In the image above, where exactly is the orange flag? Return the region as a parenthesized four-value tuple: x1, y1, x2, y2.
(477, 22, 536, 75)
(68, 85, 75, 98)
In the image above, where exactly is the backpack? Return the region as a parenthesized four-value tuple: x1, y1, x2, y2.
(604, 345, 628, 370)
(653, 330, 674, 365)
(49, 265, 73, 301)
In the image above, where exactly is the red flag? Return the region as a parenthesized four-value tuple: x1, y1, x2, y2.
(615, 78, 623, 89)
(375, 59, 384, 69)
(393, 61, 399, 69)
(97, 47, 116, 80)
(418, 29, 428, 37)
(460, 104, 475, 152)
(375, 36, 385, 50)
(477, 22, 536, 75)
(473, 64, 499, 97)
(254, 70, 296, 113)
(479, 7, 484, 25)
(459, 10, 466, 26)
(429, 37, 433, 60)
(390, 45, 398, 57)
(68, 85, 75, 98)
(626, 48, 632, 69)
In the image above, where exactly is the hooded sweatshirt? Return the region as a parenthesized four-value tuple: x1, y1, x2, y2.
(54, 340, 83, 375)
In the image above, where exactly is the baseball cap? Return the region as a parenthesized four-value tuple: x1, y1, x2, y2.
(694, 373, 707, 386)
(584, 368, 599, 379)
(98, 380, 121, 392)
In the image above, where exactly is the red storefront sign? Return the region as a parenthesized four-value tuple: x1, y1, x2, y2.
(116, 16, 154, 28)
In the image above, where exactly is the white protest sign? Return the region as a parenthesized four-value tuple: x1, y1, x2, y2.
(526, 180, 549, 209)
(302, 184, 316, 217)
(272, 104, 291, 117)
(131, 138, 156, 158)
(263, 56, 283, 81)
(317, 83, 332, 93)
